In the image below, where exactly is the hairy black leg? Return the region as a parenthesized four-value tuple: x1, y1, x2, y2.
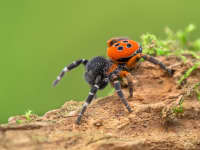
(125, 73, 134, 98)
(52, 59, 88, 86)
(128, 79, 133, 98)
(142, 54, 175, 76)
(76, 84, 99, 125)
(113, 80, 132, 113)
(119, 71, 133, 98)
(94, 94, 97, 99)
(119, 74, 133, 97)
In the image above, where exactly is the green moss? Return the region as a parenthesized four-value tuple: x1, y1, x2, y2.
(141, 24, 200, 57)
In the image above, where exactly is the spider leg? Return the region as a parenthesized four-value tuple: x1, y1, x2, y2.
(52, 59, 88, 86)
(113, 79, 132, 113)
(89, 85, 97, 99)
(126, 73, 134, 98)
(141, 54, 175, 76)
(126, 54, 141, 69)
(119, 71, 134, 98)
(94, 94, 97, 99)
(76, 84, 99, 124)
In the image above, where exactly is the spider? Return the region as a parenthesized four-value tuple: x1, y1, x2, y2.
(106, 37, 175, 92)
(52, 56, 132, 124)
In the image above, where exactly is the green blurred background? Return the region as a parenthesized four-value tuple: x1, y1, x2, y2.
(0, 0, 200, 123)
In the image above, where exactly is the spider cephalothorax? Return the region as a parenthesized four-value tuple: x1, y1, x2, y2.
(52, 56, 132, 124)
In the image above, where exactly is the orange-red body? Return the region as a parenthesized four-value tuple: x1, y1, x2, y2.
(107, 38, 143, 70)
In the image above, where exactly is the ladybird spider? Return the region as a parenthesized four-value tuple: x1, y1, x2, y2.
(52, 56, 132, 124)
(107, 37, 175, 92)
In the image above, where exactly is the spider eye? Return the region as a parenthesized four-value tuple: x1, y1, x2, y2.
(117, 46, 123, 51)
(114, 43, 120, 47)
(122, 40, 128, 43)
(127, 43, 132, 48)
(136, 47, 142, 53)
(138, 47, 142, 53)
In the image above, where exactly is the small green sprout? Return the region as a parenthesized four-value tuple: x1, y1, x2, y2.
(173, 105, 183, 114)
(16, 119, 22, 124)
(178, 62, 200, 85)
(165, 27, 175, 40)
(173, 96, 184, 114)
(25, 110, 33, 121)
(192, 39, 200, 51)
(197, 92, 200, 101)
(186, 24, 196, 33)
(179, 55, 188, 63)
(176, 24, 196, 46)
(156, 48, 170, 56)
